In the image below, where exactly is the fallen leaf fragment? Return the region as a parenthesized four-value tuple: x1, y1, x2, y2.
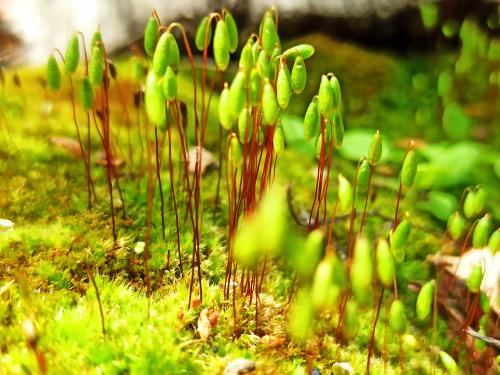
(197, 308, 211, 341)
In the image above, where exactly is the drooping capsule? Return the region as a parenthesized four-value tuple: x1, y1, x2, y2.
(356, 159, 371, 195)
(376, 239, 394, 288)
(230, 136, 243, 167)
(219, 83, 233, 130)
(472, 214, 491, 248)
(257, 50, 272, 80)
(262, 80, 279, 125)
(64, 35, 80, 74)
(304, 97, 320, 141)
(89, 45, 104, 87)
(416, 279, 435, 321)
(466, 263, 483, 293)
(291, 55, 306, 94)
(318, 75, 334, 116)
(144, 17, 158, 57)
(162, 66, 177, 101)
(224, 11, 238, 53)
(390, 219, 411, 262)
(153, 32, 180, 75)
(401, 147, 417, 189)
(281, 44, 315, 60)
(239, 41, 254, 71)
(195, 16, 212, 51)
(249, 68, 261, 105)
(229, 70, 247, 118)
(311, 256, 340, 310)
(288, 289, 314, 342)
(389, 300, 407, 333)
(337, 174, 353, 212)
(238, 106, 252, 144)
(332, 113, 344, 148)
(438, 351, 458, 373)
(276, 63, 291, 109)
(489, 228, 500, 253)
(343, 300, 359, 338)
(47, 55, 61, 92)
(464, 187, 486, 218)
(368, 130, 382, 164)
(273, 121, 285, 154)
(447, 211, 466, 241)
(90, 28, 103, 54)
(329, 75, 342, 112)
(145, 71, 166, 125)
(463, 189, 476, 219)
(213, 20, 230, 71)
(261, 12, 278, 56)
(351, 235, 373, 305)
(80, 76, 94, 112)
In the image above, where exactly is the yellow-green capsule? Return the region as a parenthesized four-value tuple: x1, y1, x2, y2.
(390, 219, 411, 262)
(463, 189, 476, 218)
(229, 70, 247, 118)
(291, 55, 306, 94)
(438, 351, 458, 373)
(133, 58, 146, 82)
(239, 41, 254, 71)
(332, 113, 344, 148)
(277, 63, 291, 109)
(281, 44, 315, 60)
(472, 214, 491, 248)
(315, 128, 330, 160)
(464, 187, 486, 218)
(214, 20, 230, 71)
(466, 263, 483, 293)
(368, 130, 382, 164)
(479, 291, 490, 313)
(261, 12, 278, 56)
(318, 75, 334, 116)
(219, 83, 233, 130)
(489, 228, 500, 253)
(90, 28, 103, 56)
(351, 235, 373, 304)
(249, 68, 261, 105)
(195, 16, 212, 51)
(389, 300, 407, 333)
(238, 106, 252, 144)
(153, 32, 180, 76)
(401, 148, 417, 189)
(292, 229, 323, 278)
(304, 97, 320, 141)
(343, 300, 359, 339)
(447, 211, 466, 241)
(312, 256, 340, 310)
(47, 55, 61, 92)
(337, 174, 353, 212)
(251, 40, 261, 65)
(145, 71, 165, 125)
(230, 136, 243, 166)
(416, 279, 435, 321)
(64, 35, 80, 74)
(329, 75, 342, 112)
(376, 239, 394, 288)
(162, 66, 177, 101)
(257, 50, 272, 80)
(89, 45, 104, 87)
(144, 17, 158, 57)
(356, 159, 371, 194)
(273, 120, 285, 154)
(80, 76, 94, 112)
(224, 11, 238, 53)
(288, 289, 314, 342)
(262, 80, 279, 125)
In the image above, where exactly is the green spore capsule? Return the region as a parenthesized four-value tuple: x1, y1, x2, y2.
(214, 20, 230, 71)
(144, 17, 158, 57)
(224, 11, 238, 53)
(472, 214, 491, 248)
(257, 50, 272, 80)
(47, 55, 61, 92)
(390, 219, 411, 262)
(332, 113, 344, 148)
(90, 27, 103, 55)
(489, 228, 500, 253)
(479, 291, 490, 313)
(288, 289, 314, 342)
(239, 41, 254, 71)
(133, 58, 146, 81)
(229, 70, 247, 118)
(312, 256, 340, 311)
(389, 300, 407, 333)
(356, 159, 371, 195)
(466, 263, 483, 293)
(315, 128, 330, 160)
(251, 40, 261, 65)
(277, 63, 291, 109)
(337, 174, 353, 212)
(351, 235, 373, 304)
(318, 74, 334, 116)
(249, 68, 261, 105)
(304, 97, 320, 141)
(376, 239, 394, 288)
(262, 80, 279, 125)
(291, 55, 306, 94)
(281, 44, 315, 60)
(447, 211, 466, 241)
(368, 130, 382, 164)
(401, 147, 417, 189)
(416, 279, 435, 321)
(343, 300, 359, 339)
(238, 106, 252, 144)
(219, 83, 233, 130)
(290, 230, 322, 279)
(273, 120, 285, 154)
(464, 187, 486, 218)
(153, 32, 180, 76)
(89, 45, 104, 87)
(80, 76, 94, 112)
(261, 12, 279, 56)
(162, 66, 177, 101)
(145, 71, 166, 125)
(195, 16, 212, 51)
(329, 75, 342, 112)
(64, 35, 80, 74)
(230, 136, 243, 167)
(463, 189, 475, 218)
(438, 351, 458, 373)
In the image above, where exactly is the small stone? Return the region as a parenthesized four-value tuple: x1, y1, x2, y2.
(0, 218, 14, 229)
(224, 358, 256, 375)
(49, 136, 83, 158)
(188, 146, 217, 175)
(332, 362, 353, 374)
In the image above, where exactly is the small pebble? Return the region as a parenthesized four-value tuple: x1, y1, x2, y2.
(224, 358, 256, 375)
(0, 218, 14, 229)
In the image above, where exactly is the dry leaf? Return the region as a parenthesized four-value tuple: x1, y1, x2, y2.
(197, 308, 211, 341)
(188, 147, 217, 175)
(49, 137, 83, 158)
